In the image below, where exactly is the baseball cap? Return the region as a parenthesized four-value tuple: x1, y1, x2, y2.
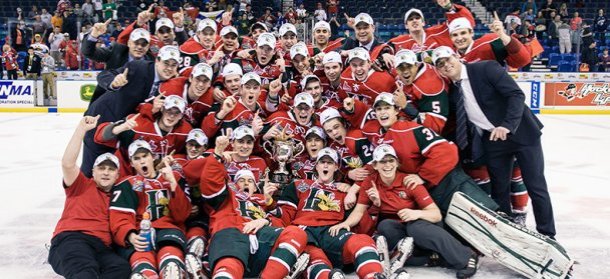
(347, 47, 370, 63)
(157, 45, 180, 62)
(197, 18, 217, 32)
(313, 21, 331, 32)
(322, 51, 342, 65)
(404, 8, 424, 22)
(300, 74, 321, 90)
(93, 152, 120, 168)
(294, 92, 315, 108)
(222, 63, 244, 77)
(316, 147, 339, 164)
(394, 49, 418, 67)
(163, 95, 187, 113)
(290, 42, 309, 59)
(128, 140, 153, 158)
(251, 22, 268, 32)
(279, 23, 297, 36)
(373, 92, 396, 107)
(129, 28, 151, 42)
(156, 17, 175, 32)
(234, 169, 255, 182)
(220, 26, 239, 37)
(241, 72, 262, 85)
(257, 32, 277, 48)
(305, 126, 327, 141)
(232, 125, 255, 140)
(354, 13, 374, 26)
(432, 46, 456, 65)
(319, 108, 342, 125)
(448, 17, 473, 34)
(186, 128, 208, 146)
(372, 144, 398, 162)
(191, 63, 214, 80)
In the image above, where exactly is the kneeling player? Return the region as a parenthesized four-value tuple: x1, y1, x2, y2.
(276, 148, 398, 279)
(109, 140, 192, 278)
(199, 133, 308, 278)
(334, 144, 479, 279)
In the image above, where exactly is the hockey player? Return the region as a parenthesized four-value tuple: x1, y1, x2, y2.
(178, 18, 217, 74)
(117, 8, 188, 55)
(49, 116, 130, 279)
(199, 134, 308, 279)
(393, 49, 450, 134)
(362, 93, 498, 212)
(308, 20, 344, 56)
(340, 47, 397, 106)
(320, 107, 374, 182)
(292, 127, 328, 180)
(448, 15, 531, 69)
(341, 13, 393, 62)
(94, 95, 192, 177)
(333, 144, 479, 279)
(262, 92, 318, 145)
(319, 51, 344, 104)
(232, 32, 284, 87)
(302, 74, 342, 113)
(210, 62, 243, 103)
(225, 125, 269, 182)
(278, 23, 299, 67)
(109, 140, 192, 278)
(276, 148, 399, 279)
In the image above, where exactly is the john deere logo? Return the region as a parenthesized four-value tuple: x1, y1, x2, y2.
(80, 84, 96, 102)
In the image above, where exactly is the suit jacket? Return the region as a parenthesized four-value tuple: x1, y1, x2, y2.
(452, 60, 543, 145)
(85, 60, 156, 124)
(24, 55, 42, 74)
(81, 34, 154, 70)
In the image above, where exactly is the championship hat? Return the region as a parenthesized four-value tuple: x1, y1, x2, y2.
(156, 17, 175, 32)
(354, 13, 374, 26)
(257, 32, 277, 48)
(232, 125, 255, 140)
(93, 153, 120, 168)
(234, 169, 255, 182)
(319, 108, 342, 125)
(373, 92, 396, 107)
(316, 147, 339, 164)
(129, 28, 151, 42)
(300, 74, 321, 90)
(191, 63, 214, 80)
(128, 140, 153, 158)
(448, 17, 473, 34)
(220, 26, 239, 37)
(157, 45, 180, 62)
(222, 63, 244, 77)
(305, 126, 327, 141)
(294, 92, 315, 108)
(322, 51, 342, 65)
(372, 144, 398, 162)
(241, 72, 262, 85)
(404, 8, 424, 22)
(313, 20, 331, 32)
(394, 49, 418, 66)
(431, 46, 456, 65)
(279, 23, 298, 36)
(197, 18, 217, 32)
(347, 47, 370, 62)
(163, 95, 187, 113)
(290, 42, 309, 59)
(186, 128, 209, 146)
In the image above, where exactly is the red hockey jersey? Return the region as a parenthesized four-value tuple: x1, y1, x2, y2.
(339, 68, 397, 106)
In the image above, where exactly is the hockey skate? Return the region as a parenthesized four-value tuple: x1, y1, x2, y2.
(284, 252, 310, 279)
(389, 237, 414, 274)
(160, 262, 185, 279)
(374, 235, 391, 276)
(185, 253, 206, 279)
(390, 267, 411, 279)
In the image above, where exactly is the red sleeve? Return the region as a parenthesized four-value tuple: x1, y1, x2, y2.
(342, 99, 370, 129)
(409, 185, 434, 209)
(117, 22, 138, 45)
(136, 103, 155, 120)
(201, 112, 223, 138)
(446, 4, 475, 26)
(64, 171, 88, 195)
(110, 210, 136, 247)
(356, 177, 373, 206)
(182, 157, 209, 186)
(94, 122, 119, 148)
(168, 173, 192, 225)
(505, 36, 532, 68)
(199, 157, 228, 198)
(418, 139, 458, 187)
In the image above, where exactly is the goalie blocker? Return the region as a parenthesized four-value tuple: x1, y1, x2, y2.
(445, 192, 574, 279)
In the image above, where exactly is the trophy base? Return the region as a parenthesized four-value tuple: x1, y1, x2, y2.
(269, 173, 291, 184)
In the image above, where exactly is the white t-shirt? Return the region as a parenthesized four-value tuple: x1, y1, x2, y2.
(93, 0, 103, 11)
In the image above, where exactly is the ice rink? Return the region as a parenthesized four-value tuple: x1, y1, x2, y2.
(0, 113, 608, 278)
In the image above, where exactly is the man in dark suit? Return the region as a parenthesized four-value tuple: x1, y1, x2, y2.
(432, 46, 556, 238)
(82, 19, 154, 103)
(23, 47, 42, 79)
(81, 45, 180, 177)
(340, 12, 393, 68)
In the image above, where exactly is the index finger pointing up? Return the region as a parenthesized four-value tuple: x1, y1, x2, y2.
(493, 11, 500, 21)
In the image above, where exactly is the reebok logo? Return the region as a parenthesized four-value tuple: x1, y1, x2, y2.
(470, 207, 497, 227)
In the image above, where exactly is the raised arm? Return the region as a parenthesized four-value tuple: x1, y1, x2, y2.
(62, 115, 100, 186)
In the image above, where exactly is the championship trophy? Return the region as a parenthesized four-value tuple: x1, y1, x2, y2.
(262, 129, 305, 186)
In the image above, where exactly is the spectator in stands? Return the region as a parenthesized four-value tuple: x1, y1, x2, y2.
(93, 0, 104, 22)
(285, 7, 297, 22)
(16, 8, 25, 21)
(102, 0, 116, 21)
(295, 18, 306, 42)
(11, 22, 28, 52)
(49, 27, 66, 67)
(57, 0, 72, 13)
(41, 51, 56, 99)
(521, 8, 535, 22)
(521, 0, 537, 15)
(24, 47, 42, 79)
(548, 15, 561, 45)
(541, 0, 557, 20)
(327, 0, 338, 18)
(63, 10, 78, 40)
(1, 45, 19, 80)
(52, 10, 64, 30)
(206, 0, 218, 12)
(570, 12, 582, 31)
(73, 4, 84, 26)
(65, 40, 80, 70)
(558, 19, 572, 53)
(595, 9, 608, 47)
(582, 41, 599, 71)
(82, 0, 95, 24)
(111, 21, 124, 40)
(314, 2, 327, 22)
(28, 5, 40, 20)
(41, 9, 53, 30)
(599, 48, 610, 72)
(535, 12, 547, 38)
(505, 8, 522, 32)
(242, 4, 255, 23)
(295, 4, 306, 19)
(32, 16, 47, 37)
(275, 11, 287, 29)
(559, 3, 569, 19)
(329, 15, 340, 40)
(235, 14, 250, 35)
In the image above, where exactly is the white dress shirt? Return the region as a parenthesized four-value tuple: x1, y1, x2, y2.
(459, 64, 495, 132)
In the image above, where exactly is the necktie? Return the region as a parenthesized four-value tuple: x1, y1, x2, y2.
(149, 81, 161, 98)
(454, 80, 469, 150)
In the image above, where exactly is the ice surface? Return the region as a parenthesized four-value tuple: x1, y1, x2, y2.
(0, 113, 608, 278)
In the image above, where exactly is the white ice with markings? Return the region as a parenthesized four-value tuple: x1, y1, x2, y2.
(0, 113, 608, 278)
